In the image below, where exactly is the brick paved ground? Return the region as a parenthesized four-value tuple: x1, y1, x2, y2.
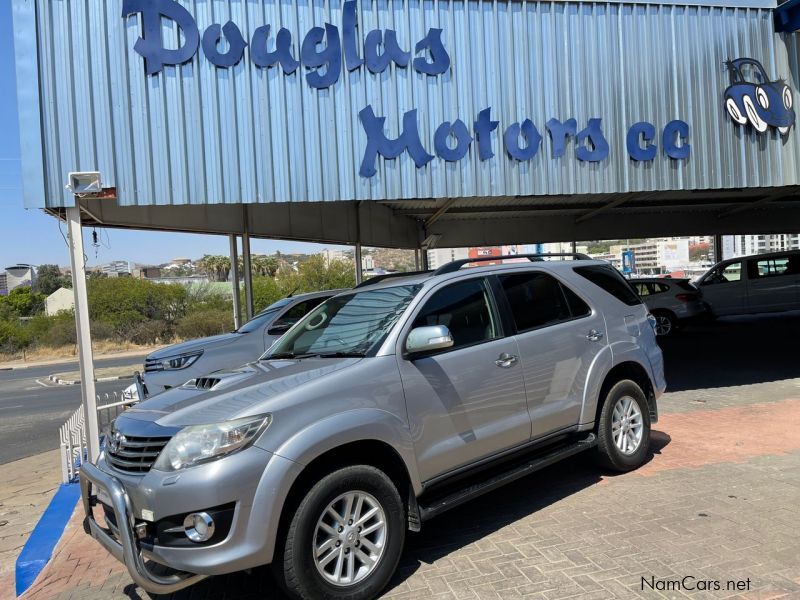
(0, 451, 61, 600)
(17, 314, 800, 600)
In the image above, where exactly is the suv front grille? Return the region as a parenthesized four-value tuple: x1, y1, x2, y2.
(105, 435, 171, 473)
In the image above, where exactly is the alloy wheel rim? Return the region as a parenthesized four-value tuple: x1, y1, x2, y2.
(312, 490, 387, 587)
(612, 395, 644, 455)
(655, 315, 672, 336)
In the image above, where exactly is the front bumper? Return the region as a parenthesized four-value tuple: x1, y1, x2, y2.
(80, 461, 206, 595)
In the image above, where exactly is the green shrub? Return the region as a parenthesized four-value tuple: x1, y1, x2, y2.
(128, 320, 169, 345)
(176, 309, 234, 340)
(44, 318, 77, 347)
(0, 319, 31, 354)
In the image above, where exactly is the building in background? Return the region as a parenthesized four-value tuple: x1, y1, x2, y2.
(4, 264, 36, 291)
(101, 260, 132, 276)
(320, 249, 348, 265)
(426, 248, 470, 270)
(45, 287, 74, 316)
(0, 273, 7, 296)
(609, 239, 690, 275)
(722, 234, 800, 258)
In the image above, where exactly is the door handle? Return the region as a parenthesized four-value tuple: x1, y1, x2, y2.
(495, 353, 518, 368)
(586, 330, 604, 342)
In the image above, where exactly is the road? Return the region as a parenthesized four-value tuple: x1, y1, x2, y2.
(0, 356, 146, 465)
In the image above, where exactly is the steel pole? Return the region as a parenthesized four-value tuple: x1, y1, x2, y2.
(242, 232, 254, 320)
(354, 243, 364, 284)
(229, 235, 242, 329)
(66, 205, 100, 462)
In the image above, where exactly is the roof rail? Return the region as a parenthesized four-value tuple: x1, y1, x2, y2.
(355, 270, 433, 288)
(432, 253, 592, 276)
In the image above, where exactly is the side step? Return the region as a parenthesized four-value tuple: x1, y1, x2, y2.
(418, 434, 597, 521)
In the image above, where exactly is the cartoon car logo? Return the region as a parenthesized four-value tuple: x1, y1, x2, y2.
(724, 58, 794, 135)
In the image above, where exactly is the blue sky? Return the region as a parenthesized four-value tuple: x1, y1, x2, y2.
(0, 3, 344, 269)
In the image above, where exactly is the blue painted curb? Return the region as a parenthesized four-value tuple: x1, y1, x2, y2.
(15, 482, 81, 597)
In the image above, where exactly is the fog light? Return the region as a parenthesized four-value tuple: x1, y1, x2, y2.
(183, 512, 215, 543)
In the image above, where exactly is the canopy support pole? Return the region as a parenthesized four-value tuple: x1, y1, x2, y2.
(66, 205, 100, 462)
(242, 232, 254, 320)
(354, 202, 363, 284)
(713, 234, 724, 263)
(229, 234, 242, 329)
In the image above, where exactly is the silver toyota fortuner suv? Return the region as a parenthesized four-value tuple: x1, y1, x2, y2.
(80, 255, 665, 600)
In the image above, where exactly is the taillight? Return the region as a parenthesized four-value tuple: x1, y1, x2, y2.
(675, 293, 699, 302)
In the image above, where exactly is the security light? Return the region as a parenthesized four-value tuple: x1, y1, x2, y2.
(66, 172, 102, 196)
(422, 234, 442, 250)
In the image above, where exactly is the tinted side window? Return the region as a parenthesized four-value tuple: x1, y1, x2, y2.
(561, 283, 592, 318)
(634, 282, 649, 296)
(272, 297, 328, 329)
(748, 257, 790, 279)
(652, 283, 670, 294)
(498, 273, 571, 332)
(413, 279, 499, 350)
(574, 265, 642, 306)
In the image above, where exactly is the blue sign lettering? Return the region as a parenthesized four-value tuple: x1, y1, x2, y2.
(663, 120, 691, 160)
(124, 0, 450, 85)
(122, 0, 199, 75)
(123, 0, 692, 179)
(627, 122, 657, 162)
(546, 118, 578, 159)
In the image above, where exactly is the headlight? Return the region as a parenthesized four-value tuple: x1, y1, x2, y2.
(153, 414, 271, 472)
(158, 351, 203, 371)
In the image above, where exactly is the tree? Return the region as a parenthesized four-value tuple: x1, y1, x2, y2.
(2, 287, 47, 317)
(251, 255, 280, 277)
(197, 255, 231, 282)
(35, 264, 71, 295)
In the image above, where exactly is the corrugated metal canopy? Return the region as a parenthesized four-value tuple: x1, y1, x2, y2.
(14, 0, 800, 248)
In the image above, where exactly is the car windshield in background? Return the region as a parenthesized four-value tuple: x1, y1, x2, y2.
(236, 299, 292, 334)
(266, 285, 421, 359)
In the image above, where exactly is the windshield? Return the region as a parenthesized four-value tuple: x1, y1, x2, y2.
(265, 284, 421, 358)
(236, 298, 292, 334)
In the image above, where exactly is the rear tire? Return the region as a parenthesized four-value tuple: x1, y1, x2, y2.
(652, 310, 676, 337)
(275, 465, 405, 600)
(594, 380, 651, 472)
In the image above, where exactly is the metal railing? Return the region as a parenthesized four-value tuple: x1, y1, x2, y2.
(60, 390, 139, 484)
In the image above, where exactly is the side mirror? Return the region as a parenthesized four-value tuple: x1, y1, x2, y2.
(406, 325, 454, 355)
(267, 323, 292, 336)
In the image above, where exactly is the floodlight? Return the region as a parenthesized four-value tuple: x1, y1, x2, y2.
(66, 172, 102, 195)
(422, 234, 442, 249)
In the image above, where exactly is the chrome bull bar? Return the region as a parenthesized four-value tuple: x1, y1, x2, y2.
(79, 461, 207, 594)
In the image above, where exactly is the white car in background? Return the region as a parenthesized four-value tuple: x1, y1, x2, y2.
(125, 290, 342, 399)
(630, 278, 707, 336)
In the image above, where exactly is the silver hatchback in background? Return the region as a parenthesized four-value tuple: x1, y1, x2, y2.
(133, 290, 342, 398)
(630, 278, 707, 336)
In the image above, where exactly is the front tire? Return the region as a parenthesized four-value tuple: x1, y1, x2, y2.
(276, 465, 405, 600)
(594, 380, 651, 472)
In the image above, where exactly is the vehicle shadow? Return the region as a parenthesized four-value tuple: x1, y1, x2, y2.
(142, 433, 671, 600)
(659, 311, 800, 392)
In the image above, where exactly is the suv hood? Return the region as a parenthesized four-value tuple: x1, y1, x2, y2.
(148, 333, 242, 360)
(120, 357, 361, 428)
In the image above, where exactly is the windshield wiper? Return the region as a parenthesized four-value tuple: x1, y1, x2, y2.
(307, 351, 365, 358)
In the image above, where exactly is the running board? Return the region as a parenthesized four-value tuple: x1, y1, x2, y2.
(418, 434, 597, 521)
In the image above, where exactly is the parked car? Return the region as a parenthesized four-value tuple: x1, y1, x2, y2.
(695, 250, 800, 317)
(131, 290, 341, 398)
(630, 277, 707, 336)
(80, 256, 665, 600)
